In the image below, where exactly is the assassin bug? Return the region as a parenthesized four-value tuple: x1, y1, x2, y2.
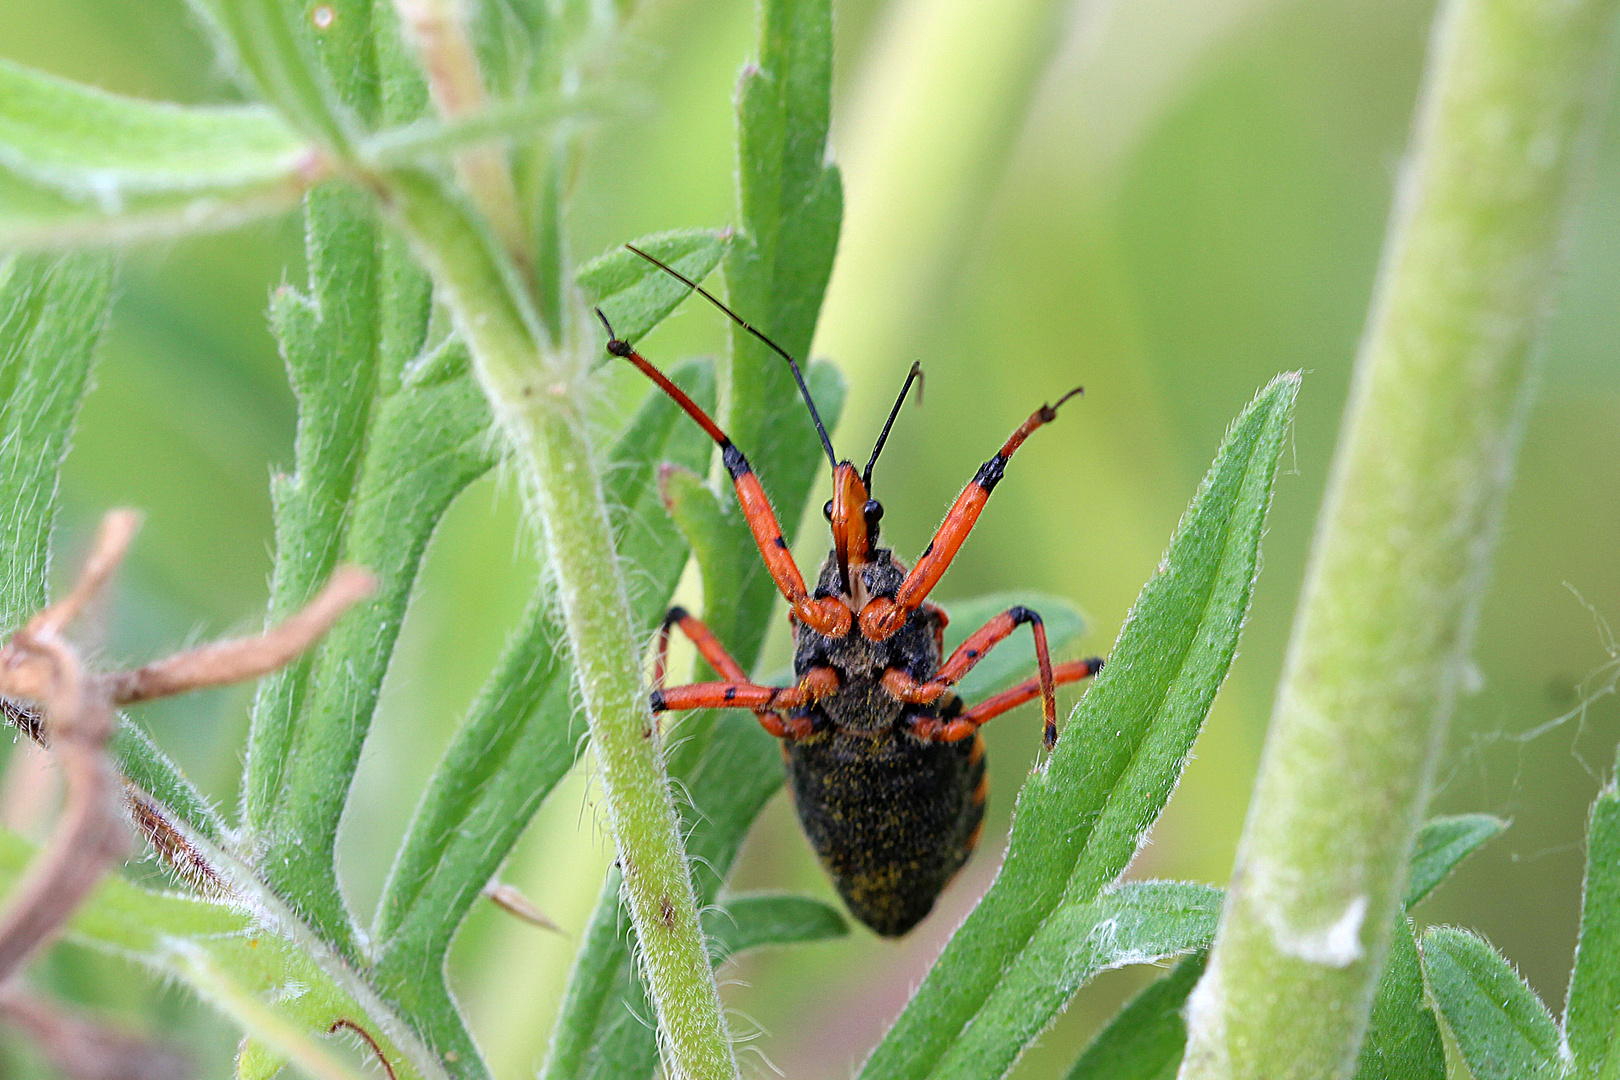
(596, 246, 1102, 936)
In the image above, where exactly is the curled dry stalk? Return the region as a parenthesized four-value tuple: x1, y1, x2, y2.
(0, 508, 372, 1065)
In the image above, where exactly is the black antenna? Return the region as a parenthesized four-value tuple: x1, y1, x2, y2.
(863, 362, 923, 490)
(624, 244, 838, 471)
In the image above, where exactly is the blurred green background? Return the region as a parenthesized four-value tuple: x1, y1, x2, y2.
(2, 0, 1619, 1076)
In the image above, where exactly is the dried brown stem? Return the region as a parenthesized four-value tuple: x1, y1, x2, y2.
(0, 983, 191, 1080)
(23, 511, 141, 645)
(0, 513, 372, 991)
(0, 513, 140, 981)
(105, 565, 374, 705)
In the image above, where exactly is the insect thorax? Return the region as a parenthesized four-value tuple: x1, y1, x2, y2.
(792, 548, 944, 732)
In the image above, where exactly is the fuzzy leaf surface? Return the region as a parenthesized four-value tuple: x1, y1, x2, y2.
(1565, 783, 1620, 1076)
(1065, 953, 1205, 1080)
(577, 229, 731, 345)
(0, 254, 226, 840)
(0, 59, 310, 246)
(704, 892, 848, 965)
(1405, 813, 1507, 908)
(1353, 917, 1446, 1080)
(1422, 926, 1563, 1080)
(861, 373, 1300, 1080)
(932, 882, 1222, 1080)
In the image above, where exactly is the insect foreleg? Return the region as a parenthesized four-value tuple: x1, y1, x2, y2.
(859, 388, 1082, 642)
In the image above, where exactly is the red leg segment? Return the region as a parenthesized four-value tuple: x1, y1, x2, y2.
(654, 605, 764, 733)
(654, 606, 749, 688)
(858, 388, 1081, 642)
(599, 312, 851, 639)
(651, 666, 839, 739)
(884, 605, 1063, 746)
(918, 656, 1103, 747)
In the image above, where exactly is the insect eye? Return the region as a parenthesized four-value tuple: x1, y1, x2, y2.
(864, 500, 883, 523)
(823, 499, 834, 520)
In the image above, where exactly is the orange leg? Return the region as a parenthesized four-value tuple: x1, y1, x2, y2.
(654, 605, 766, 734)
(654, 606, 749, 688)
(599, 310, 851, 639)
(858, 388, 1082, 643)
(915, 657, 1103, 748)
(884, 605, 1065, 747)
(651, 666, 839, 740)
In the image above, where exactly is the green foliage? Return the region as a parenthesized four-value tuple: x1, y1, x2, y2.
(1565, 783, 1620, 1076)
(1404, 814, 1508, 908)
(931, 882, 1223, 1080)
(0, 60, 309, 246)
(1064, 812, 1506, 1080)
(0, 252, 112, 625)
(576, 229, 731, 344)
(862, 374, 1298, 1080)
(1423, 927, 1564, 1080)
(1065, 953, 1206, 1080)
(1355, 919, 1444, 1080)
(3, 0, 1604, 1076)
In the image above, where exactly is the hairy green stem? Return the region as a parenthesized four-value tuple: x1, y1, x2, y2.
(1179, 1, 1620, 1077)
(386, 172, 737, 1080)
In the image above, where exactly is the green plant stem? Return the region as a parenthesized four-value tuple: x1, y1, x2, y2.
(386, 172, 736, 1080)
(1178, 1, 1620, 1078)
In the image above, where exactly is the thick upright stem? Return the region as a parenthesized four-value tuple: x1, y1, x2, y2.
(1179, 1, 1620, 1077)
(387, 174, 737, 1080)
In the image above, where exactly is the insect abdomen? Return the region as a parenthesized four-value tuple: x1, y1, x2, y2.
(785, 724, 985, 937)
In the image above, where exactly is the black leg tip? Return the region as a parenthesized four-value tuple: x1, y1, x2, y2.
(648, 689, 667, 713)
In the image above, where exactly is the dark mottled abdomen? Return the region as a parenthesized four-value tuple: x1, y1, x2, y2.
(785, 723, 985, 937)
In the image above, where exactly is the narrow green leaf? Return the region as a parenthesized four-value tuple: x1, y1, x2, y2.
(940, 591, 1089, 701)
(0, 60, 311, 247)
(704, 892, 848, 965)
(862, 373, 1300, 1080)
(0, 253, 112, 627)
(1405, 814, 1507, 908)
(243, 185, 394, 949)
(0, 60, 308, 195)
(577, 229, 731, 345)
(1422, 926, 1564, 1080)
(932, 882, 1221, 1080)
(1354, 918, 1446, 1080)
(253, 338, 496, 926)
(1066, 953, 1206, 1080)
(1565, 784, 1620, 1075)
(546, 867, 658, 1080)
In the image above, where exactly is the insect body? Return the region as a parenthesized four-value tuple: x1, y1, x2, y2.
(601, 247, 1102, 936)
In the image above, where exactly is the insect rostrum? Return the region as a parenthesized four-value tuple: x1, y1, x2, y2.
(603, 246, 1101, 936)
